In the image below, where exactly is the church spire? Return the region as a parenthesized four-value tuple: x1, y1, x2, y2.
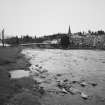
(68, 25, 71, 35)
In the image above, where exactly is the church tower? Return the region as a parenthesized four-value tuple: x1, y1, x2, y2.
(68, 25, 71, 42)
(68, 25, 71, 35)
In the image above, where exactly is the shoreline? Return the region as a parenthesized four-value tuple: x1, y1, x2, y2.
(0, 46, 33, 105)
(1, 47, 105, 105)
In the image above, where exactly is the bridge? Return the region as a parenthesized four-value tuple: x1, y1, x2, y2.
(20, 43, 60, 48)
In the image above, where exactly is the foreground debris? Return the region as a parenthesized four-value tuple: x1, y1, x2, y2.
(80, 81, 88, 87)
(56, 79, 90, 100)
(81, 92, 89, 100)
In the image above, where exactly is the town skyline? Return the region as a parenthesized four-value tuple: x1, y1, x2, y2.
(1, 25, 105, 39)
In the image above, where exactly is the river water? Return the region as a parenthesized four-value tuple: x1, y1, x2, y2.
(10, 48, 105, 105)
(10, 49, 105, 79)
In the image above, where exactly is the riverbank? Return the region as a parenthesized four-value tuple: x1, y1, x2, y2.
(0, 46, 21, 104)
(1, 47, 105, 105)
(0, 46, 31, 70)
(0, 46, 42, 105)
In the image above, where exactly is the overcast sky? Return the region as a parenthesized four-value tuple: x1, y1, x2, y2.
(0, 0, 105, 37)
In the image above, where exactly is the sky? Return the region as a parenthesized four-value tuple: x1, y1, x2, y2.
(0, 0, 105, 37)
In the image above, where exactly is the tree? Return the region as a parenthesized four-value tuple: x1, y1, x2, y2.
(60, 35, 70, 48)
(1, 29, 5, 47)
(97, 30, 105, 35)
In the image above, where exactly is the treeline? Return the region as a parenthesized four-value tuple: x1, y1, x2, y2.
(4, 30, 105, 49)
(75, 30, 105, 36)
(5, 33, 65, 45)
(5, 35, 44, 45)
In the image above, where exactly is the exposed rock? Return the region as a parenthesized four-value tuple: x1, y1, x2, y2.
(57, 82, 63, 89)
(56, 74, 62, 77)
(81, 92, 88, 100)
(69, 87, 81, 95)
(63, 79, 68, 82)
(61, 88, 68, 94)
(80, 82, 88, 87)
(38, 87, 45, 95)
(90, 82, 97, 87)
(71, 80, 78, 84)
(35, 64, 39, 67)
(39, 66, 42, 69)
(40, 69, 48, 74)
(40, 75, 46, 78)
(57, 80, 71, 89)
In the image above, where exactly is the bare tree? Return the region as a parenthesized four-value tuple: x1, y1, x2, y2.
(2, 28, 5, 47)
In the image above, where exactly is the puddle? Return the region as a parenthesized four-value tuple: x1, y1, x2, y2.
(10, 70, 30, 79)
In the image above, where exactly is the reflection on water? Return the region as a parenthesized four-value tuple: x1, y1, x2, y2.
(10, 70, 30, 79)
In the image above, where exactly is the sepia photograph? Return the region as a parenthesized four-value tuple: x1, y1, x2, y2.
(0, 0, 105, 105)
